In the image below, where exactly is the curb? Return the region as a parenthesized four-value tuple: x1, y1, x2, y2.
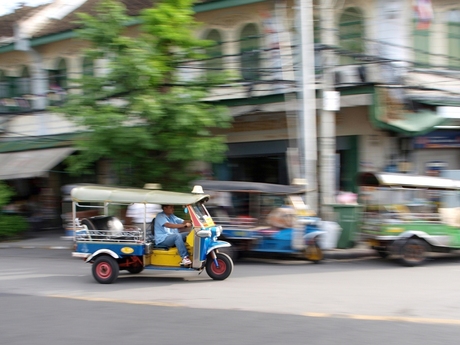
(0, 244, 72, 250)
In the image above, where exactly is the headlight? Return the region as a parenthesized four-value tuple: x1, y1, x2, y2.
(196, 229, 212, 238)
(215, 225, 222, 237)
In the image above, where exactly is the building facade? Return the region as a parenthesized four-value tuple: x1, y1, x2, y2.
(0, 0, 459, 226)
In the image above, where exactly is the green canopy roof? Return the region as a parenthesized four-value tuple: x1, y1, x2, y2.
(370, 88, 446, 136)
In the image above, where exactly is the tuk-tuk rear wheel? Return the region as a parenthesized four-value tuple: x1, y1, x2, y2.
(399, 239, 428, 267)
(304, 241, 323, 264)
(206, 252, 233, 280)
(92, 256, 119, 284)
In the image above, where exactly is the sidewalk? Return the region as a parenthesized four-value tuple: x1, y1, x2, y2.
(0, 230, 376, 259)
(0, 229, 74, 250)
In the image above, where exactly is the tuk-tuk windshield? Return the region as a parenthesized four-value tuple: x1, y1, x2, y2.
(190, 202, 211, 223)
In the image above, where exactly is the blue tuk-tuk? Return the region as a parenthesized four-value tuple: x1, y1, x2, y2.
(192, 180, 325, 262)
(71, 185, 233, 283)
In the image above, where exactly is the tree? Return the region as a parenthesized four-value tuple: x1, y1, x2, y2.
(61, 0, 231, 191)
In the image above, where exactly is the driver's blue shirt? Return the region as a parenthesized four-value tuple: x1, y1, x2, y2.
(154, 211, 184, 245)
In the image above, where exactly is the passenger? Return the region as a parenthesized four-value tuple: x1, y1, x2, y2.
(126, 202, 161, 229)
(154, 205, 192, 265)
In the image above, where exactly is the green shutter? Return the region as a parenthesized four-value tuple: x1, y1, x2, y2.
(83, 57, 94, 76)
(413, 20, 430, 67)
(240, 24, 260, 80)
(205, 30, 223, 78)
(339, 7, 364, 65)
(448, 22, 460, 68)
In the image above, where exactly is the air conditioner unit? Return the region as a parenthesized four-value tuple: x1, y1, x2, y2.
(334, 65, 362, 85)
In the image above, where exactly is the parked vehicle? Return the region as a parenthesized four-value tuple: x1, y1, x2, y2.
(358, 171, 460, 266)
(192, 180, 325, 262)
(71, 185, 233, 283)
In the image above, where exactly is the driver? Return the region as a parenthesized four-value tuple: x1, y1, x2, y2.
(154, 205, 192, 265)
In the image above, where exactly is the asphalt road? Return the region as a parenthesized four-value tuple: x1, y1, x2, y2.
(1, 248, 460, 344)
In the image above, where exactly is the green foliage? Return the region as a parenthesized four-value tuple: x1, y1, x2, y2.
(0, 215, 29, 240)
(0, 183, 28, 240)
(0, 182, 13, 206)
(63, 0, 232, 191)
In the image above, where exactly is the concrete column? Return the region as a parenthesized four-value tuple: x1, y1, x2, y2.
(319, 0, 337, 219)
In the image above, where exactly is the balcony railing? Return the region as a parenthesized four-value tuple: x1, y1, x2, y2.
(0, 90, 68, 114)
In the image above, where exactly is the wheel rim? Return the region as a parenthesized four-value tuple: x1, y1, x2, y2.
(404, 243, 424, 262)
(210, 259, 227, 275)
(96, 262, 112, 279)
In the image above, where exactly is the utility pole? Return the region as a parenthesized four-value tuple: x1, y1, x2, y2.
(319, 0, 337, 218)
(298, 0, 318, 213)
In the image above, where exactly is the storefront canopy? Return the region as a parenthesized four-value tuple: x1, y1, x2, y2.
(0, 147, 75, 180)
(370, 88, 446, 136)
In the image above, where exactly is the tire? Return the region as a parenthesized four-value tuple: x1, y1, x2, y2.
(377, 250, 389, 259)
(92, 256, 119, 284)
(127, 265, 144, 274)
(304, 239, 323, 264)
(206, 252, 233, 281)
(399, 239, 428, 267)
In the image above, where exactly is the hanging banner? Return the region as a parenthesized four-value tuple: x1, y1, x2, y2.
(413, 0, 433, 30)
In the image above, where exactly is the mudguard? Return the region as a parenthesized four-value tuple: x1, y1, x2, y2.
(394, 230, 449, 247)
(85, 249, 119, 263)
(304, 230, 325, 246)
(206, 240, 231, 255)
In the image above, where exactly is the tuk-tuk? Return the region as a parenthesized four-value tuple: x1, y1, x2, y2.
(192, 180, 325, 262)
(71, 185, 233, 283)
(358, 172, 460, 266)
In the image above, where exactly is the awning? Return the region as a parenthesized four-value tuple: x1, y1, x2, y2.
(370, 87, 446, 136)
(0, 147, 75, 180)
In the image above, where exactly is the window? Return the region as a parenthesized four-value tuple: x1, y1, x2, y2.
(17, 66, 31, 96)
(240, 24, 260, 80)
(0, 70, 8, 98)
(204, 29, 223, 79)
(48, 58, 67, 105)
(447, 10, 460, 68)
(338, 7, 364, 65)
(82, 57, 94, 76)
(49, 58, 67, 90)
(413, 20, 430, 67)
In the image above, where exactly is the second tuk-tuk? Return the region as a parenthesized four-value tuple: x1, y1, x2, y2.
(358, 171, 460, 266)
(71, 185, 234, 283)
(192, 180, 325, 262)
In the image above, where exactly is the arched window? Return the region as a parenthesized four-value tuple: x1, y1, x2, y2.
(447, 10, 460, 68)
(82, 57, 94, 76)
(338, 7, 364, 65)
(240, 24, 260, 80)
(49, 58, 67, 90)
(0, 70, 8, 98)
(17, 65, 31, 96)
(204, 29, 223, 79)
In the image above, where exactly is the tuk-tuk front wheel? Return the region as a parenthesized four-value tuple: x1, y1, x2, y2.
(206, 252, 233, 281)
(399, 239, 428, 267)
(92, 256, 119, 284)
